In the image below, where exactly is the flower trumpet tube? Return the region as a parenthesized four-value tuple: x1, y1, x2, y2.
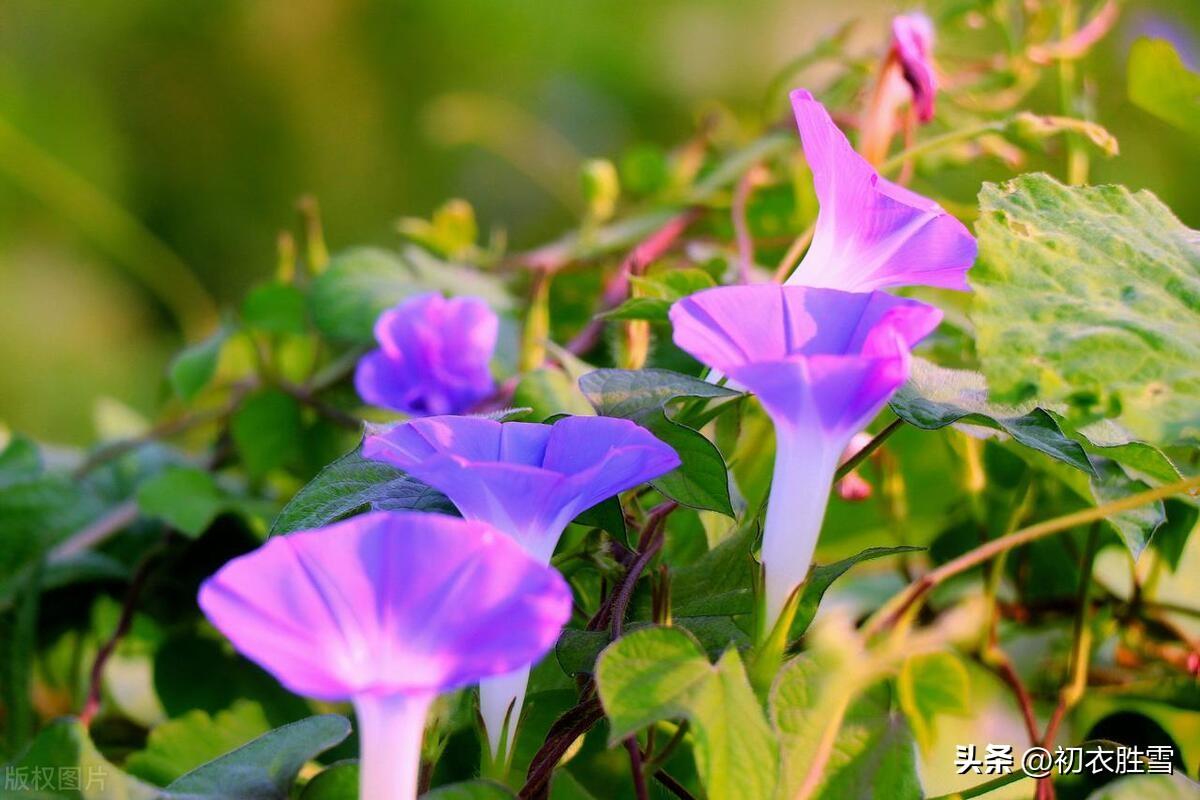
(363, 415, 679, 756)
(670, 285, 941, 630)
(198, 511, 571, 800)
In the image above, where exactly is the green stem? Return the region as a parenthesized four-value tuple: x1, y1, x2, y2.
(865, 475, 1200, 638)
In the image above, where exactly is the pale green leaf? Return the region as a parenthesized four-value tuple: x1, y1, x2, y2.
(595, 626, 778, 800)
(1129, 38, 1200, 139)
(972, 173, 1200, 445)
(896, 651, 971, 752)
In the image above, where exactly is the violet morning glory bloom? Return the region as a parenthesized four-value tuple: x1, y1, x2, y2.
(363, 415, 679, 756)
(354, 292, 498, 416)
(891, 13, 938, 123)
(671, 285, 942, 629)
(787, 89, 976, 293)
(198, 511, 570, 800)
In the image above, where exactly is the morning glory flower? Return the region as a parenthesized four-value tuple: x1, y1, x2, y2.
(670, 284, 942, 630)
(891, 13, 938, 123)
(363, 415, 680, 756)
(198, 511, 570, 800)
(787, 89, 976, 292)
(354, 292, 498, 416)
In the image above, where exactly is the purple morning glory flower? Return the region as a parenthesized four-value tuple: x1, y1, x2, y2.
(671, 285, 941, 629)
(198, 511, 570, 800)
(786, 89, 976, 293)
(354, 292, 498, 416)
(363, 415, 679, 756)
(891, 13, 937, 123)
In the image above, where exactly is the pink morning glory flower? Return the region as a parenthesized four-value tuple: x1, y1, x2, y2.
(787, 89, 976, 292)
(363, 415, 679, 757)
(891, 13, 938, 123)
(198, 511, 570, 800)
(354, 293, 498, 416)
(671, 285, 941, 629)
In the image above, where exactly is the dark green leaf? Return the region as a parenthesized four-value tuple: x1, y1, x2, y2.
(136, 466, 226, 537)
(270, 446, 453, 536)
(299, 762, 358, 800)
(166, 714, 351, 798)
(243, 283, 308, 335)
(169, 328, 229, 402)
(580, 368, 739, 514)
(790, 546, 924, 641)
(971, 174, 1200, 445)
(889, 358, 1093, 474)
(670, 524, 757, 617)
(422, 780, 517, 799)
(1, 717, 164, 799)
(232, 390, 303, 478)
(596, 626, 778, 800)
(0, 436, 40, 487)
(1129, 38, 1200, 139)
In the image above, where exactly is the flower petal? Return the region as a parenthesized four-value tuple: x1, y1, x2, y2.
(786, 89, 976, 292)
(198, 511, 571, 700)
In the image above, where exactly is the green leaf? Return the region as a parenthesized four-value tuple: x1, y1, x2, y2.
(243, 282, 309, 335)
(298, 762, 357, 800)
(580, 369, 740, 515)
(308, 248, 425, 343)
(169, 328, 229, 402)
(595, 626, 778, 800)
(0, 475, 105, 605)
(1129, 38, 1200, 139)
(1, 717, 164, 799)
(790, 546, 924, 641)
(555, 616, 750, 676)
(126, 700, 273, 786)
(602, 268, 718, 322)
(309, 247, 510, 344)
(135, 466, 226, 537)
(270, 446, 454, 535)
(971, 173, 1200, 445)
(422, 780, 518, 798)
(0, 436, 41, 487)
(896, 651, 971, 752)
(669, 523, 756, 617)
(889, 358, 1094, 474)
(511, 368, 594, 420)
(772, 657, 921, 800)
(598, 297, 671, 323)
(232, 390, 303, 477)
(165, 714, 351, 798)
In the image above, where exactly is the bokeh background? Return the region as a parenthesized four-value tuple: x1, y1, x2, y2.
(2, 0, 1198, 444)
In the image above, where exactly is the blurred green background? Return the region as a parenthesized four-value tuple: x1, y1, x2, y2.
(1, 0, 1198, 444)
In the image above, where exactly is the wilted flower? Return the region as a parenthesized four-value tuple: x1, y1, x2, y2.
(671, 285, 941, 630)
(198, 511, 570, 800)
(354, 293, 498, 416)
(787, 89, 976, 293)
(364, 415, 679, 756)
(860, 14, 938, 164)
